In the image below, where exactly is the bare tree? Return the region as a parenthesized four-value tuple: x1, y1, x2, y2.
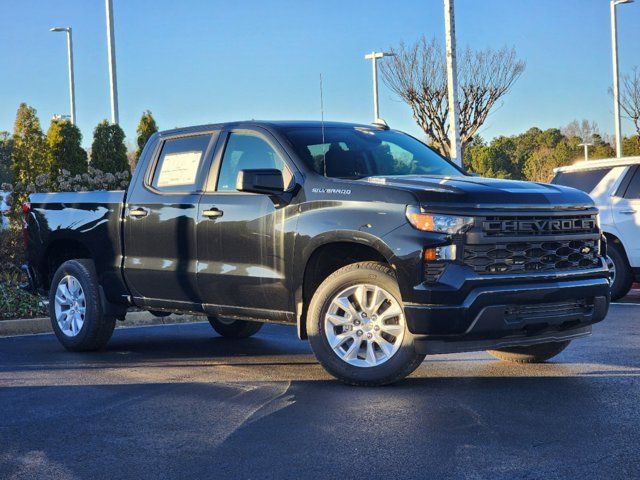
(562, 119, 599, 143)
(619, 67, 640, 138)
(380, 37, 525, 157)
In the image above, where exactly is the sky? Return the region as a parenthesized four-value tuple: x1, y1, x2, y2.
(1, 0, 639, 149)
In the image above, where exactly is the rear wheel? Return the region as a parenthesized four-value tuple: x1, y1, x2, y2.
(49, 259, 116, 351)
(307, 262, 425, 386)
(207, 316, 263, 338)
(607, 241, 632, 300)
(487, 341, 571, 364)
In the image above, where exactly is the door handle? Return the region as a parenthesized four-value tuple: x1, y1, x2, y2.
(202, 208, 223, 219)
(620, 209, 637, 215)
(129, 207, 149, 218)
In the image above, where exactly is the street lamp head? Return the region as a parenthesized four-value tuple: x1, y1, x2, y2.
(365, 51, 396, 60)
(613, 0, 634, 5)
(50, 27, 70, 33)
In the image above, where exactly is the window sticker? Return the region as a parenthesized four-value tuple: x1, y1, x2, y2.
(156, 150, 202, 187)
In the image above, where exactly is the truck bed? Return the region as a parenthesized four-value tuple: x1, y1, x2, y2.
(27, 190, 128, 303)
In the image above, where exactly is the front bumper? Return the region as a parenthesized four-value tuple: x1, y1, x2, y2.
(404, 274, 610, 355)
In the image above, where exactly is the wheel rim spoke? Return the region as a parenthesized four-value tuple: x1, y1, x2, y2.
(365, 341, 377, 365)
(55, 294, 70, 306)
(377, 337, 395, 358)
(329, 331, 353, 349)
(332, 296, 358, 320)
(326, 312, 350, 327)
(380, 323, 403, 336)
(370, 287, 387, 314)
(324, 283, 405, 368)
(379, 303, 402, 322)
(353, 285, 367, 311)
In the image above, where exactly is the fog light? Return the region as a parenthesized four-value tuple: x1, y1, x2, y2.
(424, 245, 457, 261)
(424, 248, 437, 261)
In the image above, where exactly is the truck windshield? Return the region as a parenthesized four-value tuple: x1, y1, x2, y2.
(283, 127, 464, 179)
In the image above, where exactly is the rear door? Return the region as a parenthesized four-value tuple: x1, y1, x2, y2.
(612, 165, 640, 267)
(124, 131, 218, 309)
(196, 127, 298, 319)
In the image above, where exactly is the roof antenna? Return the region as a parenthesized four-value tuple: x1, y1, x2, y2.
(320, 73, 327, 177)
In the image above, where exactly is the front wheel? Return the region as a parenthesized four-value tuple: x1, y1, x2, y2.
(307, 262, 425, 386)
(607, 241, 633, 301)
(487, 341, 571, 364)
(207, 316, 263, 338)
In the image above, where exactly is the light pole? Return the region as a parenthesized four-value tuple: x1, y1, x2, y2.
(364, 51, 394, 125)
(579, 142, 593, 161)
(444, 0, 462, 167)
(50, 27, 76, 125)
(105, 0, 119, 124)
(611, 0, 634, 158)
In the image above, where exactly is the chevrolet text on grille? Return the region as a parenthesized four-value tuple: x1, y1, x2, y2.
(483, 218, 597, 234)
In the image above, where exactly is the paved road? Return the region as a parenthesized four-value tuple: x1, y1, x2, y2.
(1, 305, 638, 480)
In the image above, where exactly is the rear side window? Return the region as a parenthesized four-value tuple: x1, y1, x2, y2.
(623, 168, 640, 199)
(551, 168, 611, 193)
(150, 135, 212, 192)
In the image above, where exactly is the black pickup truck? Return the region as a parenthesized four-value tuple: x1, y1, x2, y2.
(22, 121, 610, 385)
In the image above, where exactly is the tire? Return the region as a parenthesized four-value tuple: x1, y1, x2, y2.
(207, 316, 263, 338)
(607, 241, 633, 301)
(487, 341, 571, 364)
(49, 259, 116, 351)
(307, 261, 426, 386)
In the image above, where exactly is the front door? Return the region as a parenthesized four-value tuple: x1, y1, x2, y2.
(196, 128, 298, 318)
(613, 165, 640, 266)
(124, 132, 217, 308)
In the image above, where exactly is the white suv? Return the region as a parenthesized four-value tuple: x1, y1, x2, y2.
(552, 157, 640, 300)
(0, 191, 10, 231)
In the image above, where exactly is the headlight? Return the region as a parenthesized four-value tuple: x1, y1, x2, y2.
(406, 206, 474, 234)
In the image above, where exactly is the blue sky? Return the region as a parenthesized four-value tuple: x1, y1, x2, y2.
(1, 0, 639, 148)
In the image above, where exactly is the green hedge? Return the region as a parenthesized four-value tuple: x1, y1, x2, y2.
(0, 226, 46, 320)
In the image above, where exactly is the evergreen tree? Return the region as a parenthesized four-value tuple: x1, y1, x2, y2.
(90, 120, 130, 174)
(135, 110, 158, 163)
(0, 131, 13, 184)
(46, 119, 88, 176)
(11, 103, 50, 185)
(622, 136, 640, 157)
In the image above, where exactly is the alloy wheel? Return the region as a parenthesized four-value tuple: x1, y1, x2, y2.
(324, 284, 405, 368)
(54, 275, 86, 337)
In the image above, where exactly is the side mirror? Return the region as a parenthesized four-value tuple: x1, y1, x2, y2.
(236, 169, 285, 195)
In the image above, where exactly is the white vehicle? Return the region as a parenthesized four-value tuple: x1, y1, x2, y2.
(0, 191, 10, 231)
(552, 157, 640, 300)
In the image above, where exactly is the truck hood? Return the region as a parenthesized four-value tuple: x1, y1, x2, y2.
(361, 175, 595, 211)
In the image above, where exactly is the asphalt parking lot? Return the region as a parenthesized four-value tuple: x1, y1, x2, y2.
(1, 303, 638, 480)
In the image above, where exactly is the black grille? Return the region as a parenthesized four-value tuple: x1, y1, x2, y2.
(504, 300, 590, 322)
(464, 239, 599, 274)
(482, 214, 598, 237)
(424, 263, 447, 283)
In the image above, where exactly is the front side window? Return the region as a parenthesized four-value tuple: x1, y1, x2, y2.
(151, 135, 212, 192)
(283, 127, 463, 178)
(551, 168, 612, 193)
(216, 132, 292, 192)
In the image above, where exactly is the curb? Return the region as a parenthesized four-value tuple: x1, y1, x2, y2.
(0, 311, 207, 337)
